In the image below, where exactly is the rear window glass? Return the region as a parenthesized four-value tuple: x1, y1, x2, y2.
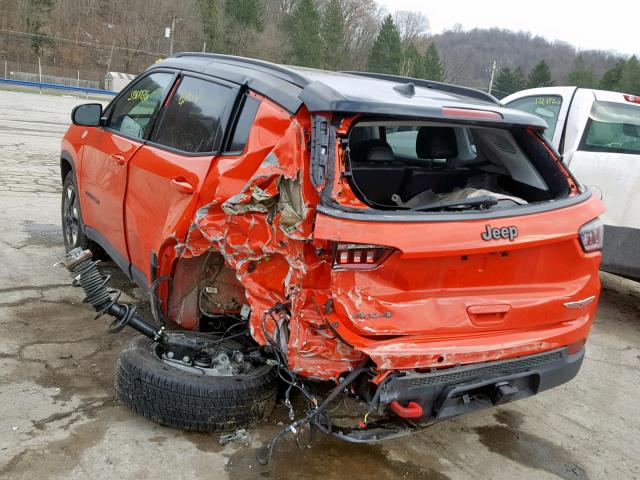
(579, 100, 640, 155)
(153, 76, 235, 153)
(506, 95, 562, 140)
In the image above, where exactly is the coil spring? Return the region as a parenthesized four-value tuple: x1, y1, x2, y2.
(68, 255, 121, 319)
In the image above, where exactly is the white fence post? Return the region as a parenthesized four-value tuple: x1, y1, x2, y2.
(38, 56, 42, 94)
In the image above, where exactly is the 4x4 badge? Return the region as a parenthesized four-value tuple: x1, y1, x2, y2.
(481, 225, 518, 241)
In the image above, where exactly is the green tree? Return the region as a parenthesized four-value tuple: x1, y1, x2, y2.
(321, 0, 345, 70)
(527, 60, 554, 88)
(25, 0, 54, 55)
(223, 0, 264, 55)
(599, 60, 626, 91)
(367, 15, 403, 75)
(492, 67, 525, 99)
(423, 43, 444, 81)
(286, 0, 322, 67)
(619, 56, 640, 95)
(199, 0, 224, 52)
(225, 0, 264, 31)
(401, 43, 424, 78)
(514, 66, 527, 90)
(567, 55, 598, 88)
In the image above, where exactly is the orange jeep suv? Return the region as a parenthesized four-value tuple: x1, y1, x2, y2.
(60, 53, 604, 457)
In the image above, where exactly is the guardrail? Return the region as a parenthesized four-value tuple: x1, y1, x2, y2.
(0, 78, 117, 96)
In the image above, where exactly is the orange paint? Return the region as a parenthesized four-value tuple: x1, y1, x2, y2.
(64, 87, 605, 382)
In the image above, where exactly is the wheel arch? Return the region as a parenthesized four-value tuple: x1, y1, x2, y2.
(60, 149, 76, 183)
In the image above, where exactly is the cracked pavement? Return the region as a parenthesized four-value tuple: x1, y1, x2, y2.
(0, 89, 639, 480)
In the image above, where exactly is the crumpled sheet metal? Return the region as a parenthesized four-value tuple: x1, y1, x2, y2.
(172, 101, 364, 380)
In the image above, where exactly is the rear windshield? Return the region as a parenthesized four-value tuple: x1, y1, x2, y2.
(343, 121, 570, 212)
(579, 101, 640, 155)
(506, 95, 562, 140)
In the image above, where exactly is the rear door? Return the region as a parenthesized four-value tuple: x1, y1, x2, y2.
(79, 71, 175, 266)
(124, 73, 240, 286)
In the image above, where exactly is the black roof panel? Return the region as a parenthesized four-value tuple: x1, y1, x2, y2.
(151, 53, 546, 129)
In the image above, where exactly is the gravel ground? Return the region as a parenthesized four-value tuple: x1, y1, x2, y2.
(0, 89, 638, 480)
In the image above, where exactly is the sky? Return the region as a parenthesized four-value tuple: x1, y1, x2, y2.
(376, 0, 638, 56)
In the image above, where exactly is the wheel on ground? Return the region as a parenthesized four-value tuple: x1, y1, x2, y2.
(61, 171, 101, 254)
(115, 335, 278, 432)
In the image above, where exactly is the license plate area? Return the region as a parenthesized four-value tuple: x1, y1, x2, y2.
(433, 371, 540, 419)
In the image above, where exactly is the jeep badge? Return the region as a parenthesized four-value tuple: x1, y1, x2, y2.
(481, 225, 518, 241)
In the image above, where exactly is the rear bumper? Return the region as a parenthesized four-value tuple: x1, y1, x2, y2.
(376, 346, 584, 422)
(601, 225, 640, 280)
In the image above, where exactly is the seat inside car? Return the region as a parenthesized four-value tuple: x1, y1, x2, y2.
(349, 138, 405, 205)
(348, 126, 473, 206)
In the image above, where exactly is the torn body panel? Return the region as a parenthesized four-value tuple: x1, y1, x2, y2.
(157, 99, 603, 381)
(164, 98, 363, 379)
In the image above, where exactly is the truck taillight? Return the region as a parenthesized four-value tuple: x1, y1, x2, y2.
(333, 243, 394, 269)
(578, 218, 604, 253)
(623, 94, 640, 104)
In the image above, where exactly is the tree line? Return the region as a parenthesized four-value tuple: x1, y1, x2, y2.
(1, 0, 638, 97)
(198, 0, 444, 80)
(493, 55, 640, 99)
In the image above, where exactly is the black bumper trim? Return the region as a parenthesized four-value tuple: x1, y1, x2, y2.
(377, 347, 584, 422)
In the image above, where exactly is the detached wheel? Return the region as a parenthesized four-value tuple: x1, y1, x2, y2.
(115, 335, 278, 432)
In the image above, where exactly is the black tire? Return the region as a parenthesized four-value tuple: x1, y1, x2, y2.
(61, 171, 101, 254)
(115, 335, 278, 432)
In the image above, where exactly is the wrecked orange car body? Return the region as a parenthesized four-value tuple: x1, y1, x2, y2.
(60, 54, 604, 451)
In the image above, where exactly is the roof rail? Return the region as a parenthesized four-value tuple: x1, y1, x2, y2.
(171, 52, 310, 87)
(342, 71, 500, 105)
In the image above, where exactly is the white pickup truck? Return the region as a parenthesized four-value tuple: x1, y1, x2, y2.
(504, 87, 640, 280)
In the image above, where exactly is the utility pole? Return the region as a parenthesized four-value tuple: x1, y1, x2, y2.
(106, 39, 115, 74)
(488, 60, 497, 95)
(169, 15, 177, 56)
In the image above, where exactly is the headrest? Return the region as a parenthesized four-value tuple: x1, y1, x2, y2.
(350, 139, 394, 163)
(416, 127, 458, 159)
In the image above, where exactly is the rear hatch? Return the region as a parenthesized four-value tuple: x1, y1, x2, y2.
(314, 198, 603, 339)
(312, 113, 605, 360)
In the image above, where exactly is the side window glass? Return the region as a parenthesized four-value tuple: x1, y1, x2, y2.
(108, 73, 173, 139)
(154, 76, 236, 153)
(227, 95, 260, 153)
(385, 126, 419, 159)
(506, 95, 563, 140)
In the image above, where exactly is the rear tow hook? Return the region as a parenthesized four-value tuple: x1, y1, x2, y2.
(58, 248, 166, 344)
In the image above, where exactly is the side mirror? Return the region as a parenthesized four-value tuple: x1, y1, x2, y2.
(71, 103, 102, 126)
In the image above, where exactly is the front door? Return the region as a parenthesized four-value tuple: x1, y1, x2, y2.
(124, 74, 239, 286)
(566, 95, 640, 230)
(79, 71, 175, 267)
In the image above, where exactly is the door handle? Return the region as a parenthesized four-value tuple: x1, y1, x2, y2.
(110, 154, 126, 166)
(170, 177, 194, 194)
(467, 304, 511, 326)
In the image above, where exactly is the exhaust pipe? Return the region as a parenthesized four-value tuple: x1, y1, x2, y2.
(59, 248, 165, 343)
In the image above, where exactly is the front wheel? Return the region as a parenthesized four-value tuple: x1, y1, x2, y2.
(61, 172, 95, 252)
(115, 335, 278, 432)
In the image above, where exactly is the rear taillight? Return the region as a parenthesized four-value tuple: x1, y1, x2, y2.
(442, 107, 502, 120)
(333, 243, 394, 269)
(623, 94, 640, 104)
(578, 218, 604, 252)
